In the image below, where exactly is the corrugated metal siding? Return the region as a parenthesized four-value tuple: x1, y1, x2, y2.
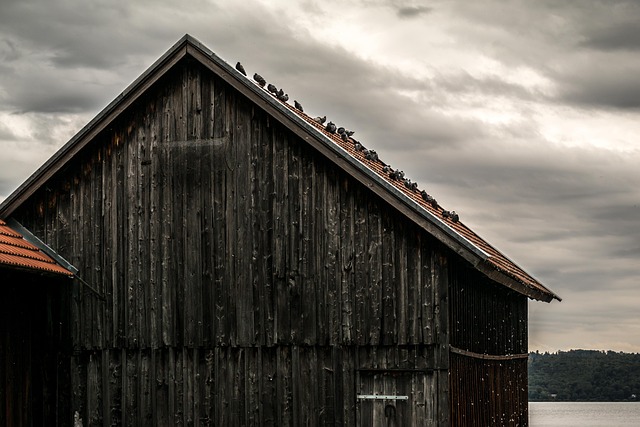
(448, 258, 529, 425)
(449, 353, 528, 426)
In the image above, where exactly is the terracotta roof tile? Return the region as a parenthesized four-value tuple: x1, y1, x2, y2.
(0, 219, 73, 276)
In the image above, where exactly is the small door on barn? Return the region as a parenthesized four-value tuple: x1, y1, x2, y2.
(356, 370, 430, 427)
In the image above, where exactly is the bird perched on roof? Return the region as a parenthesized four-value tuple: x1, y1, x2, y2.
(267, 84, 278, 95)
(294, 100, 303, 112)
(365, 150, 378, 161)
(354, 141, 363, 151)
(441, 210, 459, 221)
(313, 116, 326, 124)
(278, 92, 289, 102)
(235, 62, 247, 76)
(337, 127, 345, 135)
(404, 178, 418, 191)
(346, 130, 355, 137)
(253, 73, 266, 87)
(341, 132, 349, 142)
(325, 121, 337, 133)
(383, 164, 392, 173)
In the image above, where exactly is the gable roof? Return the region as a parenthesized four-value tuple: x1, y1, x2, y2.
(0, 35, 560, 302)
(0, 219, 73, 277)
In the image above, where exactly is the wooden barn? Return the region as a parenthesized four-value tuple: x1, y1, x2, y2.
(0, 35, 559, 426)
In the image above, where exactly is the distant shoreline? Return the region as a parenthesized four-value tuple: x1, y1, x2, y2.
(528, 350, 640, 402)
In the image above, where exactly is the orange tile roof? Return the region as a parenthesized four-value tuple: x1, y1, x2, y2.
(0, 219, 73, 276)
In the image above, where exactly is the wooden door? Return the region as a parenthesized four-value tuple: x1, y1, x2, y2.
(356, 370, 430, 427)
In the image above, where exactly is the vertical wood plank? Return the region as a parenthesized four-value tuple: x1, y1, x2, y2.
(367, 198, 383, 346)
(273, 125, 290, 344)
(339, 177, 354, 345)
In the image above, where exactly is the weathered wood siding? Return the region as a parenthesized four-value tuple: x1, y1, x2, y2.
(14, 58, 451, 425)
(448, 260, 529, 426)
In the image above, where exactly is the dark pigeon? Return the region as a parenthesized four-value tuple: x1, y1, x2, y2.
(346, 130, 355, 137)
(402, 178, 418, 191)
(313, 116, 327, 124)
(337, 127, 345, 135)
(267, 84, 278, 95)
(277, 92, 289, 102)
(294, 100, 304, 112)
(235, 62, 247, 76)
(341, 132, 349, 142)
(325, 121, 337, 133)
(253, 73, 266, 87)
(404, 178, 413, 189)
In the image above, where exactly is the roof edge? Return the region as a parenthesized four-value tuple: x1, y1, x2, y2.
(478, 259, 561, 302)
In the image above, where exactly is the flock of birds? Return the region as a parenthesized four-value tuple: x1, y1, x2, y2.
(235, 61, 460, 224)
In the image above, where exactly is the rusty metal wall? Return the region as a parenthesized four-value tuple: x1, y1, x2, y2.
(449, 353, 528, 426)
(448, 260, 529, 426)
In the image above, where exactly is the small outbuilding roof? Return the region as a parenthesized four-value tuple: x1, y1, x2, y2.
(0, 219, 73, 276)
(0, 35, 559, 301)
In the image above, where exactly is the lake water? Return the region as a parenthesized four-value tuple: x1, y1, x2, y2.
(529, 402, 640, 426)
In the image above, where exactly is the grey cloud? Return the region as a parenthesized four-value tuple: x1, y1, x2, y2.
(0, 120, 20, 140)
(0, 38, 21, 61)
(396, 6, 432, 19)
(581, 21, 640, 52)
(12, 92, 101, 114)
(558, 66, 640, 109)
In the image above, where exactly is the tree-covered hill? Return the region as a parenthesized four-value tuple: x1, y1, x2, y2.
(529, 349, 640, 401)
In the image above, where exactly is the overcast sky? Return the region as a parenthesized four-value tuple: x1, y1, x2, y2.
(1, 0, 639, 353)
